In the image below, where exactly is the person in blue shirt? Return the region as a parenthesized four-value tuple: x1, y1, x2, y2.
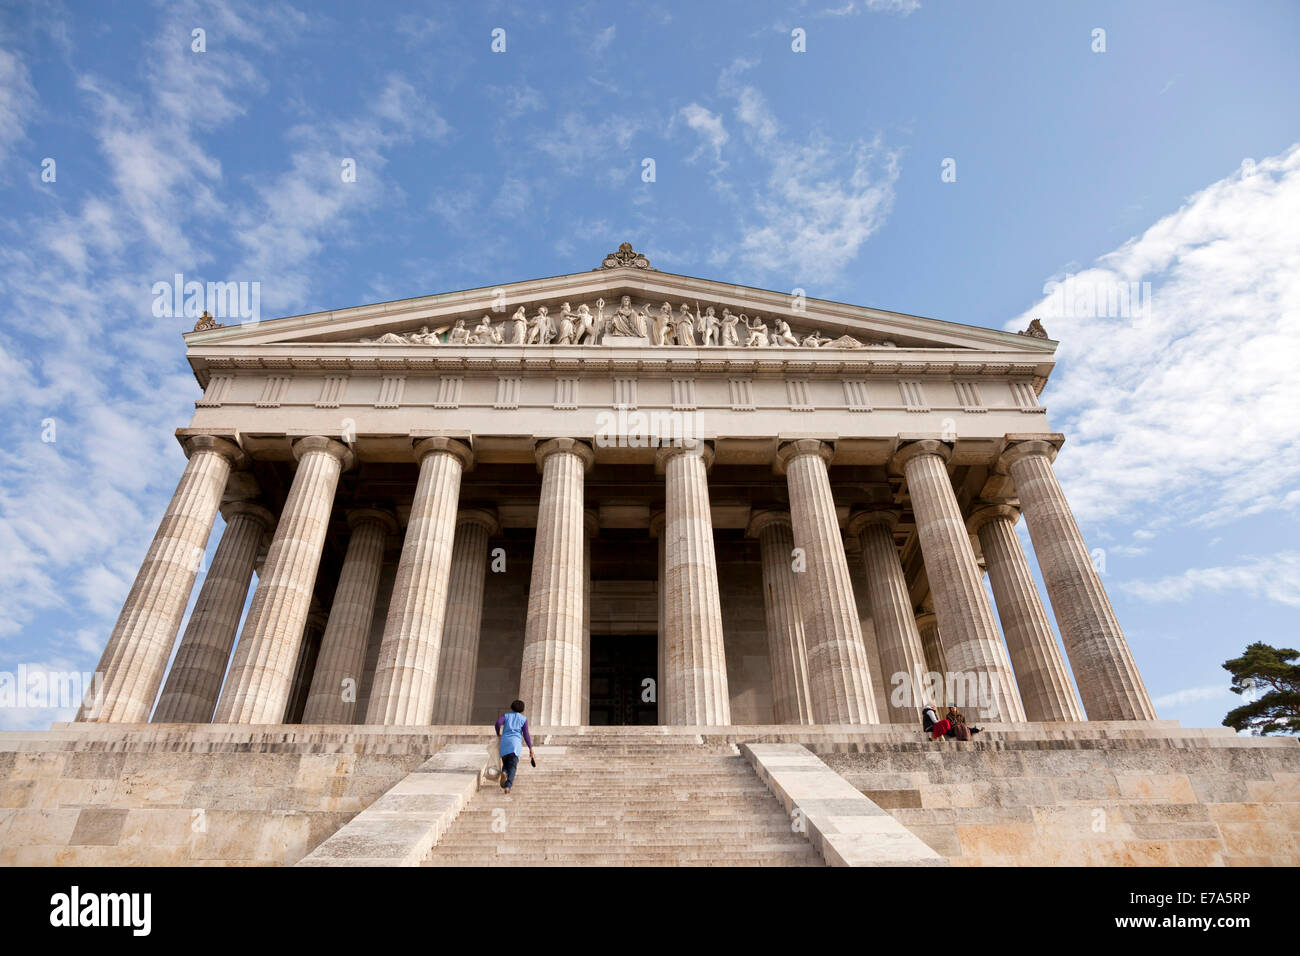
(494, 699, 534, 794)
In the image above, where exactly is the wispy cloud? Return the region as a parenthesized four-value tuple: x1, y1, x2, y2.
(1152, 684, 1231, 710)
(1121, 551, 1300, 609)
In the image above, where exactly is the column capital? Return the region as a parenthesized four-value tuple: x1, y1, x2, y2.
(745, 509, 793, 539)
(455, 507, 499, 535)
(347, 507, 399, 535)
(219, 499, 275, 530)
(654, 440, 713, 474)
(183, 433, 247, 469)
(535, 437, 595, 473)
(889, 438, 951, 474)
(292, 435, 355, 471)
(414, 436, 474, 471)
(966, 502, 1020, 535)
(774, 439, 832, 475)
(996, 437, 1061, 473)
(649, 509, 666, 537)
(915, 609, 939, 630)
(846, 507, 901, 538)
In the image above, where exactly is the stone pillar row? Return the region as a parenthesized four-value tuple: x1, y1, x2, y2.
(86, 427, 1155, 730)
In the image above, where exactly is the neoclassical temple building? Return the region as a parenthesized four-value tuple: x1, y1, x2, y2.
(80, 245, 1156, 730)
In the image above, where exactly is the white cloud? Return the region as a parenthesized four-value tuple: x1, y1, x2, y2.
(0, 45, 37, 170)
(1121, 551, 1300, 609)
(678, 103, 728, 164)
(1009, 145, 1300, 527)
(1151, 684, 1231, 710)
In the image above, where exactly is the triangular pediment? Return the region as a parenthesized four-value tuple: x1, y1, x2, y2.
(184, 255, 1056, 359)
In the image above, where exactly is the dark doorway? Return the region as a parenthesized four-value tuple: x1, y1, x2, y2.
(589, 634, 658, 725)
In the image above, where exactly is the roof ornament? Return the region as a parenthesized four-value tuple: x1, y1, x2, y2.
(1019, 318, 1049, 339)
(596, 242, 654, 271)
(193, 310, 223, 332)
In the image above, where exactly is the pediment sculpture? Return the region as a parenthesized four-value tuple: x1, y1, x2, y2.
(356, 296, 903, 349)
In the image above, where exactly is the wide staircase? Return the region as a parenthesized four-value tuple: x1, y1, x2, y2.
(423, 734, 825, 866)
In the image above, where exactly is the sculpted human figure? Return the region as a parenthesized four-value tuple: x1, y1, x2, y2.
(526, 306, 552, 344)
(609, 295, 640, 337)
(509, 306, 528, 344)
(650, 302, 672, 346)
(636, 305, 652, 339)
(801, 330, 828, 348)
(372, 331, 409, 344)
(574, 303, 599, 344)
(697, 305, 719, 346)
(469, 316, 493, 344)
(673, 302, 695, 346)
(555, 303, 578, 345)
(449, 319, 469, 344)
(410, 325, 442, 345)
(775, 319, 799, 347)
(744, 315, 769, 348)
(720, 308, 740, 346)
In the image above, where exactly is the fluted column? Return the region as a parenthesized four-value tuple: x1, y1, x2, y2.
(79, 435, 247, 723)
(658, 442, 731, 725)
(581, 509, 597, 725)
(747, 511, 814, 724)
(365, 437, 473, 725)
(153, 500, 274, 723)
(844, 535, 893, 721)
(969, 503, 1085, 721)
(777, 440, 877, 724)
(283, 601, 328, 722)
(650, 510, 672, 723)
(215, 436, 353, 724)
(430, 508, 498, 724)
(999, 440, 1156, 720)
(892, 440, 1026, 722)
(915, 611, 948, 680)
(519, 439, 593, 726)
(302, 509, 398, 724)
(847, 509, 930, 724)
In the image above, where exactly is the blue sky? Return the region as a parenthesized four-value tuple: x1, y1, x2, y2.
(1, 0, 1297, 730)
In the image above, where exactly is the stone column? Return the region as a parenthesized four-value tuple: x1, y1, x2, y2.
(365, 437, 473, 725)
(302, 509, 398, 724)
(79, 435, 247, 723)
(847, 509, 930, 724)
(658, 442, 731, 725)
(215, 436, 353, 724)
(519, 439, 593, 726)
(891, 440, 1025, 722)
(430, 509, 498, 725)
(746, 510, 814, 724)
(776, 440, 878, 724)
(999, 439, 1156, 720)
(153, 500, 274, 723)
(915, 610, 948, 680)
(581, 509, 597, 725)
(968, 503, 1086, 722)
(843, 535, 892, 721)
(650, 510, 672, 724)
(283, 601, 328, 722)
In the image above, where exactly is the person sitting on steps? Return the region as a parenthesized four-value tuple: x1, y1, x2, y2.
(946, 704, 984, 741)
(494, 699, 535, 795)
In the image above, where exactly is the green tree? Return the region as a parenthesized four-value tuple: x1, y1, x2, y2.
(1221, 642, 1300, 736)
